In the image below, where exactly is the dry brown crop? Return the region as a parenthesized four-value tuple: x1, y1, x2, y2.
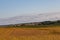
(0, 27, 60, 40)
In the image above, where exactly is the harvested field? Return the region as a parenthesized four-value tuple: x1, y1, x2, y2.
(0, 27, 60, 40)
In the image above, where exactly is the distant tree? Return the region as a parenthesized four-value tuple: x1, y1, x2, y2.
(57, 20, 60, 23)
(40, 21, 51, 25)
(20, 24, 25, 26)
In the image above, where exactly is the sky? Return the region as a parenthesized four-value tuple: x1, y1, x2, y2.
(0, 0, 60, 18)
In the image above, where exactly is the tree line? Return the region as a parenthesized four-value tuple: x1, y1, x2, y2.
(0, 20, 60, 27)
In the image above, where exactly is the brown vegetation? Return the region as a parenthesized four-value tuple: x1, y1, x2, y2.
(0, 27, 60, 40)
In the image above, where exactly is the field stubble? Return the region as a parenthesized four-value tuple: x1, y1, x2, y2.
(0, 27, 60, 40)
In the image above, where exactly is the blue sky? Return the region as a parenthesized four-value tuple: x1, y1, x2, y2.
(0, 0, 60, 18)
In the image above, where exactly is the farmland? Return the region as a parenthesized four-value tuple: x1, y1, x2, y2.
(0, 27, 60, 40)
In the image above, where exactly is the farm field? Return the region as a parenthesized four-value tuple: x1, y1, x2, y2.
(0, 27, 60, 40)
